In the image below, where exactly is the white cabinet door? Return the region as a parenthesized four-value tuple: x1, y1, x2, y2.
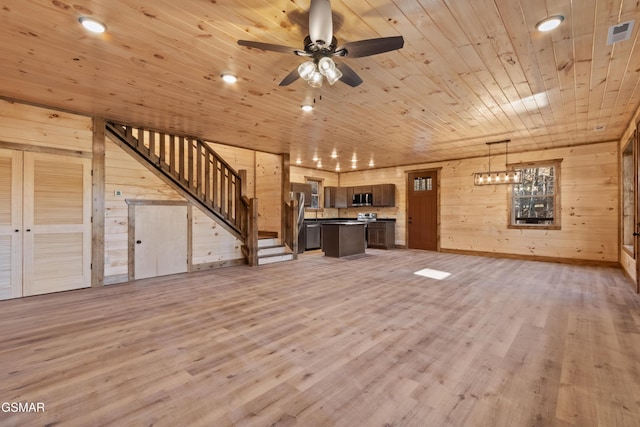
(0, 149, 23, 299)
(134, 205, 188, 280)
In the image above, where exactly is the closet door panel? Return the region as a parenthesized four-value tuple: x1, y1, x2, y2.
(0, 149, 22, 300)
(23, 153, 91, 296)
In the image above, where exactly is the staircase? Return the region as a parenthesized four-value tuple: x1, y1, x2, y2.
(257, 236, 294, 265)
(105, 122, 260, 265)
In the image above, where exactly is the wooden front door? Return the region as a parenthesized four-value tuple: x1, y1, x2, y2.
(0, 150, 91, 299)
(134, 204, 188, 280)
(407, 170, 439, 251)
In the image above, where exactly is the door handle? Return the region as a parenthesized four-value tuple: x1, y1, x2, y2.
(634, 232, 640, 236)
(136, 240, 142, 244)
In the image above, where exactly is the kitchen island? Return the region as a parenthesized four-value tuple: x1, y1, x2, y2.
(321, 221, 366, 258)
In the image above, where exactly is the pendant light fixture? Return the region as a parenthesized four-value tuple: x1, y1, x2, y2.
(473, 139, 523, 185)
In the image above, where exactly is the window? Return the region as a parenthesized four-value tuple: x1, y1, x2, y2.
(305, 177, 322, 209)
(510, 160, 561, 229)
(413, 176, 433, 191)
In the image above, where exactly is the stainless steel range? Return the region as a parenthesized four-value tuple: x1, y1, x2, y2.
(357, 213, 377, 247)
(357, 212, 377, 222)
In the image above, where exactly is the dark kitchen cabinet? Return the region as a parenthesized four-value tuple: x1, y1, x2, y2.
(346, 187, 355, 207)
(353, 185, 372, 194)
(324, 186, 347, 208)
(372, 184, 395, 207)
(291, 182, 312, 207)
(367, 221, 395, 249)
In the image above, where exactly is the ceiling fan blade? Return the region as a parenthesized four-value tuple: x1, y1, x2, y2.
(309, 0, 333, 46)
(237, 40, 299, 54)
(335, 62, 363, 87)
(278, 68, 301, 86)
(338, 36, 404, 58)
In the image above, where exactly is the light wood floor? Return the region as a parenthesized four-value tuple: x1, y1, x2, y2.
(1, 249, 639, 426)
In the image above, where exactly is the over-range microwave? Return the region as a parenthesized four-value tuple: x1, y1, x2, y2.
(352, 192, 373, 206)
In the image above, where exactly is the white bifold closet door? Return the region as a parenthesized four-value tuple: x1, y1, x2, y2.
(0, 149, 91, 300)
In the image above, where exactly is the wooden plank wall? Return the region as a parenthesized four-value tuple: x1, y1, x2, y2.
(104, 139, 244, 282)
(619, 102, 640, 283)
(0, 99, 92, 152)
(339, 142, 619, 263)
(255, 152, 281, 234)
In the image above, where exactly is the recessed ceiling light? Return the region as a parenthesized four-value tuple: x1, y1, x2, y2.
(312, 155, 319, 162)
(535, 15, 564, 32)
(79, 17, 107, 33)
(331, 150, 337, 159)
(301, 104, 313, 112)
(317, 162, 322, 168)
(369, 160, 375, 167)
(335, 164, 341, 171)
(221, 73, 237, 84)
(296, 158, 302, 165)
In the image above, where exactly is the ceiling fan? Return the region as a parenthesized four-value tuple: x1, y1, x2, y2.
(237, 0, 404, 88)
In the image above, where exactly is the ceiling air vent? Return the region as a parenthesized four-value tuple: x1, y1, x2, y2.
(607, 20, 635, 45)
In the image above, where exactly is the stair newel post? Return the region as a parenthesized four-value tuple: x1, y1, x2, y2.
(248, 197, 259, 266)
(290, 197, 299, 259)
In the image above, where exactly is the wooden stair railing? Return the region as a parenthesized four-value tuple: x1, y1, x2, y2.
(105, 122, 259, 266)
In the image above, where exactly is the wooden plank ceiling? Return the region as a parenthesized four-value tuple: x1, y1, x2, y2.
(0, 0, 638, 171)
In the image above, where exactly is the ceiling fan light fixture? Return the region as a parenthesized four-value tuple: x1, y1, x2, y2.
(298, 61, 316, 81)
(317, 57, 334, 75)
(325, 67, 343, 85)
(535, 15, 564, 32)
(79, 17, 107, 33)
(308, 71, 323, 88)
(318, 57, 343, 85)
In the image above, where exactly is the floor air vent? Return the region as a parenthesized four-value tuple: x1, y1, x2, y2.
(607, 20, 635, 45)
